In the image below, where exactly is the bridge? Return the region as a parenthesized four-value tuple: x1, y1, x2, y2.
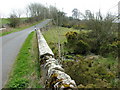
(36, 23, 77, 89)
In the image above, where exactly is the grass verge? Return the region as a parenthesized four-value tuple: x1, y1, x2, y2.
(5, 31, 42, 88)
(0, 20, 43, 37)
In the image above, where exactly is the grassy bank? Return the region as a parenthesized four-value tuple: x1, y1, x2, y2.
(42, 26, 78, 57)
(5, 31, 42, 88)
(42, 26, 90, 57)
(42, 26, 79, 44)
(0, 20, 43, 37)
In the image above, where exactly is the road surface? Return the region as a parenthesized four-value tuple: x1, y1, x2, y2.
(0, 19, 51, 89)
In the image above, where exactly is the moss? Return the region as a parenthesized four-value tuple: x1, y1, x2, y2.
(51, 73, 58, 78)
(62, 84, 70, 88)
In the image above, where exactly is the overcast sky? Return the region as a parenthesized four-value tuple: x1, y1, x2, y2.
(0, 0, 119, 18)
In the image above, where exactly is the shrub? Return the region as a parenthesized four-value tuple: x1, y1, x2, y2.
(65, 31, 78, 43)
(62, 56, 117, 88)
(64, 55, 74, 59)
(73, 24, 81, 29)
(78, 32, 89, 41)
(8, 14, 20, 28)
(75, 40, 90, 54)
(100, 41, 120, 57)
(65, 31, 78, 53)
(62, 23, 72, 28)
(65, 31, 91, 55)
(108, 41, 120, 51)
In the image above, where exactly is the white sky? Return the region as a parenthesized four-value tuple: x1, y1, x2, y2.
(0, 0, 119, 18)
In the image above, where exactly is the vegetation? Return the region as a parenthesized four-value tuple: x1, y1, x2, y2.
(1, 18, 28, 27)
(1, 18, 10, 25)
(0, 20, 42, 36)
(0, 2, 67, 36)
(43, 21, 119, 88)
(62, 55, 119, 88)
(61, 11, 119, 88)
(43, 26, 79, 43)
(8, 14, 21, 28)
(5, 31, 42, 88)
(42, 26, 79, 58)
(2, 2, 119, 89)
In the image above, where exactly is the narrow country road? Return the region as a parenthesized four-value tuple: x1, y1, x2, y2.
(0, 19, 51, 88)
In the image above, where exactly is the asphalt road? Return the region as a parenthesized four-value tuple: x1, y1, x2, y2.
(0, 19, 51, 89)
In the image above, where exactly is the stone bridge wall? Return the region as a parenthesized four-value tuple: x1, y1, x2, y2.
(36, 29, 77, 89)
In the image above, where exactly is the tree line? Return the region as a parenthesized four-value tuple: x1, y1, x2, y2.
(7, 3, 118, 31)
(7, 3, 118, 57)
(7, 3, 67, 28)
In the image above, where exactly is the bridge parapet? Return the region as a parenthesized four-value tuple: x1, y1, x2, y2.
(36, 29, 77, 89)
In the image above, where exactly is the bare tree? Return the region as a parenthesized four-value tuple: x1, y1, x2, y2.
(25, 7, 30, 18)
(10, 10, 22, 18)
(72, 8, 80, 19)
(27, 3, 44, 17)
(16, 9, 23, 18)
(49, 5, 58, 20)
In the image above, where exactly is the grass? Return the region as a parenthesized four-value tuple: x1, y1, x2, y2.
(1, 18, 28, 25)
(1, 18, 10, 25)
(42, 26, 79, 44)
(0, 20, 43, 37)
(42, 26, 91, 56)
(42, 26, 90, 57)
(5, 31, 42, 88)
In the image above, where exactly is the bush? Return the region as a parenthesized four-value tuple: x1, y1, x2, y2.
(65, 31, 78, 53)
(108, 41, 120, 51)
(64, 55, 74, 59)
(75, 40, 90, 54)
(62, 23, 72, 28)
(78, 32, 89, 41)
(8, 14, 20, 28)
(65, 31, 78, 43)
(62, 56, 118, 88)
(100, 41, 120, 57)
(65, 31, 91, 55)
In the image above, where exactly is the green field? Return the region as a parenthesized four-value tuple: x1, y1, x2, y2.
(5, 31, 42, 88)
(1, 18, 28, 25)
(1, 18, 10, 24)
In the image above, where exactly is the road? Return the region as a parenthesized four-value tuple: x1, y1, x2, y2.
(0, 19, 51, 89)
